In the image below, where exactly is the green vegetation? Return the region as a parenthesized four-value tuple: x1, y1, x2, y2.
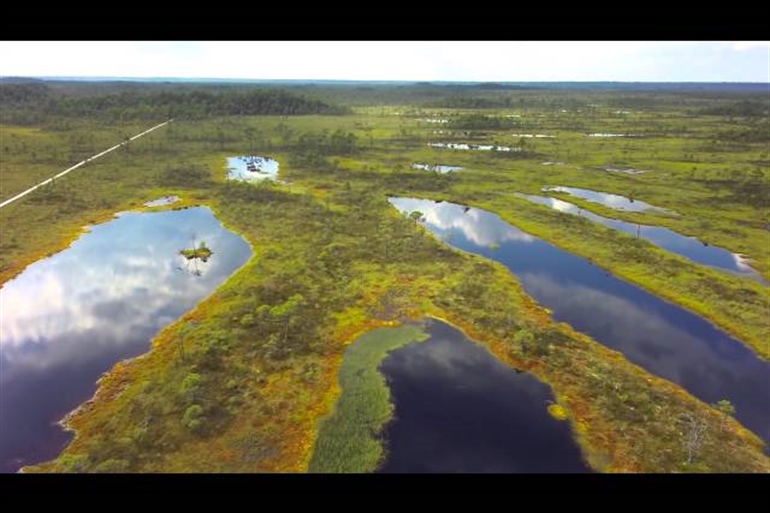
(449, 113, 521, 130)
(1, 80, 767, 473)
(309, 325, 429, 473)
(0, 82, 348, 123)
(180, 241, 213, 261)
(23, 179, 768, 473)
(478, 193, 770, 358)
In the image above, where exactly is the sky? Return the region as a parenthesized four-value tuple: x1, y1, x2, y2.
(1, 41, 768, 82)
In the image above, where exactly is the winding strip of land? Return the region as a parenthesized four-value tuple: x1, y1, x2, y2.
(0, 119, 173, 210)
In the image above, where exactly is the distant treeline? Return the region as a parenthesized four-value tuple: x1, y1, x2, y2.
(428, 96, 519, 109)
(715, 118, 769, 143)
(448, 113, 520, 129)
(699, 99, 770, 117)
(0, 83, 349, 124)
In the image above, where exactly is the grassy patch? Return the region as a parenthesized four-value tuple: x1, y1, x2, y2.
(309, 325, 429, 473)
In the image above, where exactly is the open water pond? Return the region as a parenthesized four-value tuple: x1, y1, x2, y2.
(542, 186, 669, 214)
(227, 155, 280, 182)
(0, 207, 251, 472)
(388, 197, 770, 445)
(412, 163, 464, 173)
(379, 319, 590, 473)
(144, 195, 179, 207)
(429, 143, 519, 152)
(517, 194, 763, 280)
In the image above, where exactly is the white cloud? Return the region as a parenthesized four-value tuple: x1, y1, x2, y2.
(389, 197, 535, 247)
(731, 41, 770, 51)
(0, 207, 246, 373)
(0, 41, 768, 81)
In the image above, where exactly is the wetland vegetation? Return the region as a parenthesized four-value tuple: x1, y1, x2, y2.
(180, 239, 213, 261)
(0, 78, 768, 473)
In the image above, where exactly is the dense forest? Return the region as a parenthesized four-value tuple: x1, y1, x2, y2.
(0, 82, 348, 123)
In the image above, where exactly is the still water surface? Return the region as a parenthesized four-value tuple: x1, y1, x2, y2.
(518, 193, 763, 280)
(379, 320, 590, 473)
(227, 155, 280, 182)
(389, 197, 770, 445)
(542, 186, 668, 213)
(0, 207, 251, 472)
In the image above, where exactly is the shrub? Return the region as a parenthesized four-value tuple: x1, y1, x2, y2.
(93, 458, 130, 473)
(182, 404, 205, 432)
(180, 372, 203, 403)
(59, 453, 90, 473)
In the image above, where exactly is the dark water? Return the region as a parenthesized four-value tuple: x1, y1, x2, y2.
(379, 320, 590, 473)
(517, 193, 765, 281)
(389, 198, 770, 445)
(0, 207, 251, 473)
(542, 186, 668, 213)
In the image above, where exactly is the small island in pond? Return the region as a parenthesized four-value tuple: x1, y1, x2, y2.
(180, 241, 213, 262)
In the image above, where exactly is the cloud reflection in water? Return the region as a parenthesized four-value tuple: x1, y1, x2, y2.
(0, 207, 251, 472)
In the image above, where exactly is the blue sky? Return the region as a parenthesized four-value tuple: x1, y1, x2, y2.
(1, 41, 768, 82)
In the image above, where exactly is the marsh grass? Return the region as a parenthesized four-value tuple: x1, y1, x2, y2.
(309, 325, 429, 473)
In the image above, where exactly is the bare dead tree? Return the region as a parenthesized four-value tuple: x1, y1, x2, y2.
(680, 413, 709, 465)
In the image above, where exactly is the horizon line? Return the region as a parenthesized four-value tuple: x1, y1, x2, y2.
(3, 75, 769, 85)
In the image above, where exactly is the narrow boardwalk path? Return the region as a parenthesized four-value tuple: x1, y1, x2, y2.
(0, 119, 173, 209)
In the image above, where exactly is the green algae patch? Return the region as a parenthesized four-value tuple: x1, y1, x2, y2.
(309, 325, 429, 473)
